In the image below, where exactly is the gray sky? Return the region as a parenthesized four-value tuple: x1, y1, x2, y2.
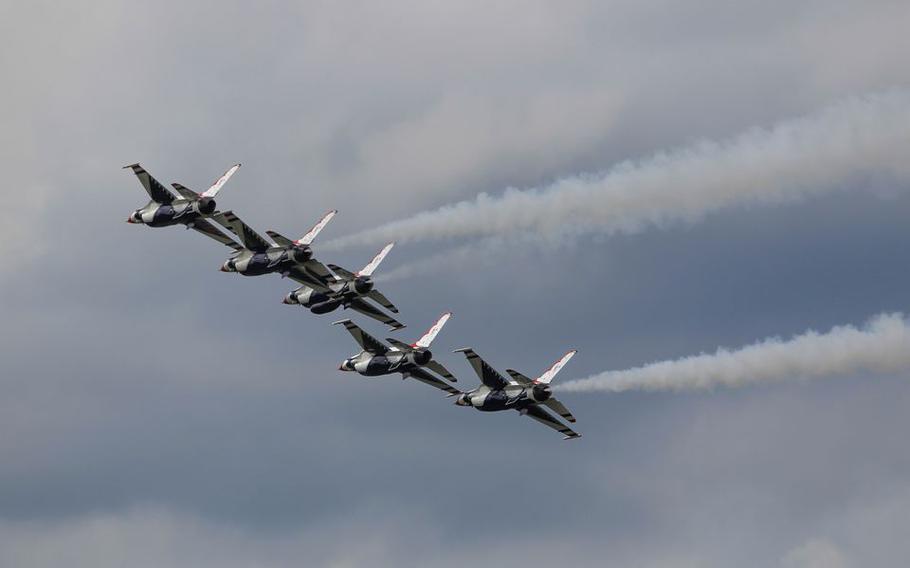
(2, 1, 910, 566)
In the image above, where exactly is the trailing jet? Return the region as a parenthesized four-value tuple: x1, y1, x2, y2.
(213, 209, 337, 289)
(282, 242, 405, 330)
(334, 312, 458, 394)
(124, 163, 242, 249)
(452, 348, 581, 440)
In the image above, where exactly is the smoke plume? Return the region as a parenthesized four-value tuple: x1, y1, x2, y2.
(557, 313, 910, 393)
(324, 90, 910, 251)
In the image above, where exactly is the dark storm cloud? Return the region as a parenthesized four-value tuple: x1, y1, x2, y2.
(2, 1, 910, 566)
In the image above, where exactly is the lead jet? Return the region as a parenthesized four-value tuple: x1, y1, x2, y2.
(213, 209, 337, 289)
(124, 163, 242, 248)
(282, 242, 405, 330)
(334, 312, 458, 394)
(452, 348, 581, 440)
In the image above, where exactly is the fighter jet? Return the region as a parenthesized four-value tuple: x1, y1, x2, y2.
(452, 348, 581, 440)
(213, 209, 337, 289)
(282, 242, 405, 330)
(124, 163, 242, 249)
(334, 312, 458, 394)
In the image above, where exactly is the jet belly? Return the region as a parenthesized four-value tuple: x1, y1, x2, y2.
(474, 386, 531, 412)
(146, 201, 196, 227)
(353, 352, 409, 376)
(236, 249, 290, 276)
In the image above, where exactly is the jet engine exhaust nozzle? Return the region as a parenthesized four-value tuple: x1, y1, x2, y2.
(531, 384, 552, 402)
(353, 276, 373, 294)
(413, 348, 432, 366)
(197, 196, 216, 215)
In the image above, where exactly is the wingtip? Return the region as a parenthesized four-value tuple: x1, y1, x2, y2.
(452, 347, 472, 353)
(122, 163, 141, 169)
(332, 319, 352, 326)
(563, 433, 582, 441)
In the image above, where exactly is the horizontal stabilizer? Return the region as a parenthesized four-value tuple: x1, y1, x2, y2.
(385, 338, 413, 352)
(327, 264, 357, 280)
(542, 398, 577, 423)
(524, 405, 581, 440)
(425, 360, 456, 382)
(171, 182, 198, 200)
(506, 369, 533, 386)
(348, 298, 406, 331)
(367, 289, 399, 313)
(265, 230, 295, 248)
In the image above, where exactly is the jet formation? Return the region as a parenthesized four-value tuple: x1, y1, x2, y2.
(126, 163, 582, 439)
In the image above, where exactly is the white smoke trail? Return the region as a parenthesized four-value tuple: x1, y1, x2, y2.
(323, 90, 910, 251)
(557, 313, 910, 393)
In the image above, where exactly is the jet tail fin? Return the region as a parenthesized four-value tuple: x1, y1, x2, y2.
(414, 312, 451, 348)
(201, 163, 241, 198)
(534, 350, 577, 384)
(296, 209, 337, 245)
(358, 242, 394, 276)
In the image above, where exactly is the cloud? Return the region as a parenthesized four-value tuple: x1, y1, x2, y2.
(781, 538, 848, 568)
(559, 312, 910, 393)
(324, 90, 910, 251)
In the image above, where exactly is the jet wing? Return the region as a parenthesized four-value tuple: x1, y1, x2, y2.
(124, 163, 176, 204)
(542, 398, 577, 424)
(190, 218, 243, 251)
(171, 182, 198, 200)
(452, 348, 510, 390)
(524, 405, 581, 440)
(367, 289, 399, 313)
(333, 319, 388, 355)
(348, 298, 406, 331)
(212, 211, 272, 253)
(506, 369, 533, 386)
(406, 367, 460, 395)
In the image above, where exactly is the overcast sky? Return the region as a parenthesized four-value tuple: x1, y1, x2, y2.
(2, 1, 910, 566)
